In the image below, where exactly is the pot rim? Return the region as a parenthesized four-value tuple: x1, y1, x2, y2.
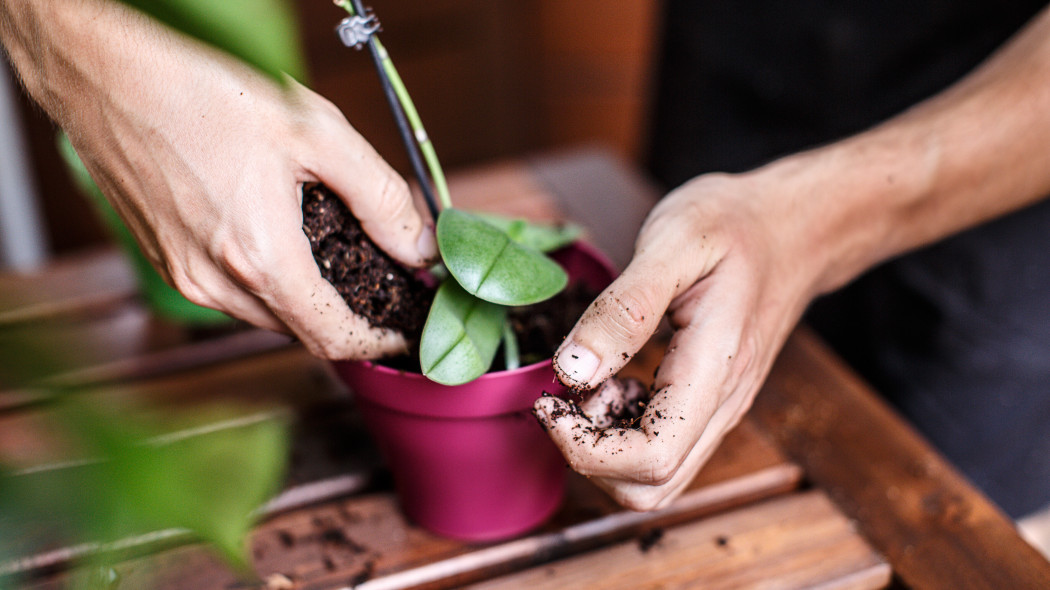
(330, 240, 616, 418)
(352, 353, 553, 381)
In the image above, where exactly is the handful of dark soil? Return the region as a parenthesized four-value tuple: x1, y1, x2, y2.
(301, 183, 434, 338)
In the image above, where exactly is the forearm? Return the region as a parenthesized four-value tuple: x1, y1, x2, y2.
(0, 0, 249, 149)
(3, 0, 148, 127)
(752, 5, 1050, 296)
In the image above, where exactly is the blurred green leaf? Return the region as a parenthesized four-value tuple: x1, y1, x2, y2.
(3, 0, 298, 582)
(0, 404, 288, 573)
(420, 279, 507, 385)
(472, 213, 582, 253)
(74, 406, 288, 569)
(437, 209, 568, 306)
(116, 0, 306, 82)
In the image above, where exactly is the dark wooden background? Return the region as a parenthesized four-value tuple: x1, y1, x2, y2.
(7, 0, 663, 256)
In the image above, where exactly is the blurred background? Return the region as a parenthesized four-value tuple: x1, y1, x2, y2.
(0, 0, 664, 268)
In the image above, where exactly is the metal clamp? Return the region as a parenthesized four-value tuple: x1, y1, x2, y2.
(336, 12, 381, 50)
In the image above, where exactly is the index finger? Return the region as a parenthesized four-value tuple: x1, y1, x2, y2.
(535, 268, 751, 484)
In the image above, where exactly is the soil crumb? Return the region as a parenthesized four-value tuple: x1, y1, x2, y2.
(638, 528, 665, 553)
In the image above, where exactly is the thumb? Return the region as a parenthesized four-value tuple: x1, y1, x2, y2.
(308, 101, 436, 268)
(554, 254, 685, 389)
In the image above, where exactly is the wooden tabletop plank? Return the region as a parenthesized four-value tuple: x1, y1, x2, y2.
(750, 327, 1050, 589)
(0, 248, 135, 324)
(11, 332, 801, 588)
(0, 346, 339, 468)
(465, 490, 890, 590)
(24, 429, 798, 590)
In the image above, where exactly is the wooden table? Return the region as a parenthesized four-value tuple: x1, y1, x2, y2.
(2, 149, 1048, 589)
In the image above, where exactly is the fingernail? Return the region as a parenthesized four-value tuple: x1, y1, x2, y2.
(417, 225, 437, 261)
(556, 341, 601, 387)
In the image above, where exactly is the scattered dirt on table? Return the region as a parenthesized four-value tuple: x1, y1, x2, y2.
(348, 560, 376, 587)
(301, 182, 433, 337)
(317, 525, 368, 554)
(638, 528, 664, 552)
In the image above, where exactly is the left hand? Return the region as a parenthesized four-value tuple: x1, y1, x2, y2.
(533, 171, 821, 510)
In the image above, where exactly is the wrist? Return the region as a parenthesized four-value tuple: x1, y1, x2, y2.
(743, 123, 937, 297)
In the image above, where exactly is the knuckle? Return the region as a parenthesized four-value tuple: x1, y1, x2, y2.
(722, 334, 759, 402)
(313, 94, 344, 120)
(168, 268, 211, 309)
(304, 329, 350, 360)
(316, 339, 350, 361)
(619, 489, 667, 512)
(591, 289, 660, 342)
(643, 453, 680, 486)
(372, 173, 413, 224)
(216, 244, 268, 294)
(561, 446, 594, 477)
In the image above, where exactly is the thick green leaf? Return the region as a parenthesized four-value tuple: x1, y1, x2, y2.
(437, 209, 568, 306)
(472, 213, 583, 253)
(117, 0, 306, 82)
(421, 279, 507, 385)
(0, 404, 288, 572)
(87, 407, 288, 569)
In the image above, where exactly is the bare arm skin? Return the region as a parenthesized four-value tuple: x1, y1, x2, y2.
(535, 6, 1050, 510)
(0, 0, 436, 359)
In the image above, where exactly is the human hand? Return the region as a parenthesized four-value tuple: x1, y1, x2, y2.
(42, 3, 435, 359)
(534, 172, 822, 510)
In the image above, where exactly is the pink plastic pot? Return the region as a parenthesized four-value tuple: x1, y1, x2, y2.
(331, 241, 616, 541)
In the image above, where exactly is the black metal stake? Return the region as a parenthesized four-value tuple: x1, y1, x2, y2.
(348, 0, 440, 221)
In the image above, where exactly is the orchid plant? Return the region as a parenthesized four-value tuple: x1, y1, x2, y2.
(334, 0, 580, 385)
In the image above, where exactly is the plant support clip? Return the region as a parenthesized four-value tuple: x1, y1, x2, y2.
(336, 13, 380, 50)
(334, 0, 449, 219)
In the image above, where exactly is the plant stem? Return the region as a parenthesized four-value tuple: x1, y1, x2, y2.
(371, 39, 452, 210)
(502, 321, 521, 371)
(359, 36, 439, 220)
(336, 0, 453, 211)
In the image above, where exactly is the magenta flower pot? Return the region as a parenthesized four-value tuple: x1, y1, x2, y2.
(331, 242, 616, 541)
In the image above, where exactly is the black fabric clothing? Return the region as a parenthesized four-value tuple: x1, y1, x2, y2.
(649, 0, 1050, 517)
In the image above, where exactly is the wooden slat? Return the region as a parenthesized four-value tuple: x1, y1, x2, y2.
(751, 327, 1050, 589)
(467, 490, 890, 590)
(14, 328, 801, 588)
(0, 346, 343, 468)
(26, 433, 798, 590)
(0, 249, 134, 323)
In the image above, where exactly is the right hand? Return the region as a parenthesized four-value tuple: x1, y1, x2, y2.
(14, 1, 437, 359)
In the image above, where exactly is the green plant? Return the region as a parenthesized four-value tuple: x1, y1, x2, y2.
(334, 1, 581, 385)
(1, 1, 302, 585)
